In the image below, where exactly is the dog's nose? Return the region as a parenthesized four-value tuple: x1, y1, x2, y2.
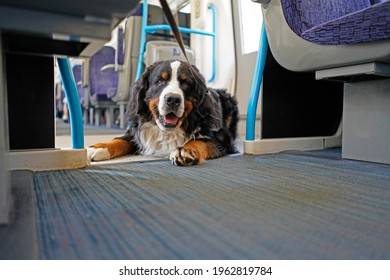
(164, 93, 182, 108)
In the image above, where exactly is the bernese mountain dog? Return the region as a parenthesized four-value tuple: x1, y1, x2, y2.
(88, 60, 239, 166)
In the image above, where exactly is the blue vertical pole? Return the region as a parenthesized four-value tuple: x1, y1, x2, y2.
(57, 57, 84, 149)
(208, 4, 217, 83)
(135, 0, 149, 80)
(246, 23, 268, 141)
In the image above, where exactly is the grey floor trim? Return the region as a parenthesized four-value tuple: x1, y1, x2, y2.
(0, 170, 39, 259)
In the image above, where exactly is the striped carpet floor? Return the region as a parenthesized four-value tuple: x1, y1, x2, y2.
(32, 149, 390, 259)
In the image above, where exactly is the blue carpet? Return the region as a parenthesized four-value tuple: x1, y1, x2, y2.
(32, 150, 390, 259)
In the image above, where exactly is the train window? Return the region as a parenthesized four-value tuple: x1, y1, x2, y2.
(238, 0, 263, 54)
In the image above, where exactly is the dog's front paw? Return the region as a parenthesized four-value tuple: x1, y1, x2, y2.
(170, 147, 201, 166)
(87, 145, 111, 162)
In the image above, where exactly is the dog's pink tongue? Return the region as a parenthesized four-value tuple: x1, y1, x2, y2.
(164, 113, 179, 125)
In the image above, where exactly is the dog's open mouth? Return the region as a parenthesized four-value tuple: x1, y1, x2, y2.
(159, 112, 179, 128)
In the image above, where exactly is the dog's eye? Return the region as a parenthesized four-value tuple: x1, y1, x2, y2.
(156, 72, 169, 85)
(157, 78, 165, 85)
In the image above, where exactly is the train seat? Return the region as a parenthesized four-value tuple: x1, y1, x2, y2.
(254, 0, 390, 164)
(299, 0, 390, 46)
(258, 0, 390, 72)
(88, 45, 119, 127)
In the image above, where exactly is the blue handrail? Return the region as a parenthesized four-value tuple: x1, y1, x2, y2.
(135, 0, 149, 80)
(136, 0, 217, 83)
(145, 25, 214, 37)
(246, 23, 268, 141)
(208, 4, 217, 83)
(57, 57, 84, 149)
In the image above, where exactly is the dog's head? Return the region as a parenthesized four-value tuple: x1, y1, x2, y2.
(127, 60, 208, 132)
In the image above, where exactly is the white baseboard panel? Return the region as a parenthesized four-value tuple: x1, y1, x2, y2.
(244, 135, 341, 155)
(9, 148, 88, 171)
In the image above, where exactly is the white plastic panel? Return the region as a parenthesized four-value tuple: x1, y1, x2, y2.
(144, 41, 195, 67)
(190, 0, 236, 92)
(9, 149, 88, 171)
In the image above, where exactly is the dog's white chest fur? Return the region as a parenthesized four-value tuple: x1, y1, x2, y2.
(138, 122, 186, 157)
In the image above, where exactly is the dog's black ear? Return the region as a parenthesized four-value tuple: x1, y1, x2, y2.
(188, 64, 211, 116)
(195, 88, 228, 133)
(126, 66, 151, 121)
(195, 88, 213, 118)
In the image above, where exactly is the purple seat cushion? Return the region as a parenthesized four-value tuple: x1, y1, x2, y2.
(301, 1, 390, 44)
(281, 0, 372, 36)
(106, 87, 118, 99)
(91, 92, 112, 102)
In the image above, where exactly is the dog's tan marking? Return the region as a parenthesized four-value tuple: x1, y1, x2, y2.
(161, 72, 168, 80)
(185, 100, 193, 109)
(90, 139, 132, 160)
(184, 100, 193, 113)
(183, 140, 214, 160)
(170, 140, 219, 166)
(177, 100, 194, 127)
(226, 114, 233, 127)
(149, 97, 160, 121)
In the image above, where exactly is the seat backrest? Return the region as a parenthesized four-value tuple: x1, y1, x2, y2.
(89, 46, 118, 97)
(72, 64, 82, 82)
(281, 0, 372, 35)
(72, 64, 85, 102)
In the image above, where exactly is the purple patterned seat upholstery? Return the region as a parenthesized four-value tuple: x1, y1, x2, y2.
(72, 64, 85, 104)
(281, 0, 390, 45)
(55, 82, 65, 115)
(89, 46, 118, 103)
